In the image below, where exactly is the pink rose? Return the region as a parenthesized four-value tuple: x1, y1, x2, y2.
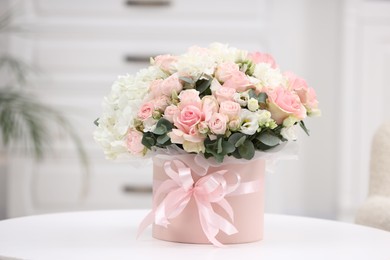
(215, 62, 240, 83)
(160, 74, 183, 97)
(126, 129, 145, 156)
(153, 96, 170, 111)
(222, 70, 253, 92)
(219, 101, 241, 120)
(208, 113, 228, 135)
(202, 96, 219, 122)
(214, 86, 236, 103)
(285, 71, 319, 112)
(154, 54, 177, 73)
(149, 79, 163, 98)
(163, 105, 179, 123)
(247, 52, 277, 68)
(267, 87, 307, 124)
(178, 89, 201, 109)
(137, 102, 155, 120)
(173, 104, 204, 136)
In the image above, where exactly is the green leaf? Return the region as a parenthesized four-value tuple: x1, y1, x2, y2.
(93, 118, 99, 126)
(222, 140, 236, 154)
(141, 133, 155, 149)
(257, 92, 268, 109)
(299, 121, 310, 136)
(152, 118, 173, 135)
(156, 134, 170, 145)
(238, 140, 255, 160)
(257, 132, 281, 147)
(179, 76, 195, 84)
(195, 78, 212, 94)
(228, 132, 246, 147)
(217, 137, 223, 154)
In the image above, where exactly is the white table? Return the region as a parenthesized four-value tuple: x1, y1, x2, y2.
(0, 210, 389, 260)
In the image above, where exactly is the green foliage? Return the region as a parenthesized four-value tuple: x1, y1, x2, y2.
(299, 121, 310, 136)
(195, 77, 212, 98)
(142, 118, 173, 149)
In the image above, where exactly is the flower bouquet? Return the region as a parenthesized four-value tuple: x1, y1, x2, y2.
(94, 43, 320, 246)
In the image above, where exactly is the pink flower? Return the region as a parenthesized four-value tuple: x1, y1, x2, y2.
(214, 86, 236, 103)
(202, 96, 219, 122)
(214, 62, 240, 83)
(247, 52, 277, 68)
(160, 74, 183, 97)
(149, 79, 163, 98)
(163, 105, 179, 123)
(178, 89, 201, 109)
(267, 87, 307, 124)
(154, 54, 177, 73)
(285, 71, 319, 113)
(153, 96, 170, 111)
(137, 102, 155, 120)
(222, 70, 253, 92)
(208, 113, 228, 135)
(126, 129, 145, 156)
(173, 104, 204, 137)
(219, 100, 241, 120)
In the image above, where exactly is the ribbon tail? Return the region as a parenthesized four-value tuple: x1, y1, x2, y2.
(136, 210, 155, 239)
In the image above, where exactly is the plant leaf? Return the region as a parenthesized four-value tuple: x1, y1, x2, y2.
(228, 132, 246, 147)
(257, 132, 281, 147)
(238, 140, 255, 160)
(299, 121, 310, 136)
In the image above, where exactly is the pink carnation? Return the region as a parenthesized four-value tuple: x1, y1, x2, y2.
(247, 52, 277, 68)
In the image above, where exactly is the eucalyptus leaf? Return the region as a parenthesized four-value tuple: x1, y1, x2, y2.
(228, 132, 246, 147)
(195, 78, 212, 94)
(157, 134, 170, 145)
(257, 132, 281, 147)
(222, 140, 235, 154)
(238, 140, 255, 160)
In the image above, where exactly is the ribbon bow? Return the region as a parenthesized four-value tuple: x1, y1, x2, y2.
(137, 159, 242, 247)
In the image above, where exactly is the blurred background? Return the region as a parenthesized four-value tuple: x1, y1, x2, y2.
(1, 0, 389, 222)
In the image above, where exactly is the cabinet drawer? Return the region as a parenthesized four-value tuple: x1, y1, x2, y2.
(32, 0, 266, 21)
(30, 155, 152, 209)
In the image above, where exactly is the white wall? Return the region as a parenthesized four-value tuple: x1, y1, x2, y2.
(263, 0, 342, 219)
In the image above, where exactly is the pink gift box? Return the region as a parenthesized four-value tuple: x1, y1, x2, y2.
(151, 155, 265, 245)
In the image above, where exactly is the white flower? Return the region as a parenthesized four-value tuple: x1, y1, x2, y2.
(281, 126, 298, 141)
(247, 98, 259, 111)
(239, 109, 259, 135)
(93, 73, 153, 160)
(209, 42, 248, 63)
(233, 92, 249, 107)
(253, 63, 285, 89)
(175, 46, 216, 79)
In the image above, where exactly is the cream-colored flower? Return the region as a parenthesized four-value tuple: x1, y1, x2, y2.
(253, 63, 285, 89)
(248, 98, 259, 111)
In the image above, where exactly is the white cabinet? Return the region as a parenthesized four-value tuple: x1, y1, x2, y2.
(7, 0, 268, 217)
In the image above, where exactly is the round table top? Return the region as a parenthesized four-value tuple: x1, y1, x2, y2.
(0, 210, 389, 260)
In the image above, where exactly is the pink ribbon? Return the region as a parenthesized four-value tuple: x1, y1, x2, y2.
(137, 159, 260, 247)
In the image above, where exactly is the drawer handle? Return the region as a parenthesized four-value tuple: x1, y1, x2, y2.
(124, 55, 153, 63)
(123, 185, 152, 194)
(124, 0, 171, 7)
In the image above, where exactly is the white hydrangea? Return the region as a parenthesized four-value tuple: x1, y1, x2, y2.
(93, 71, 157, 160)
(253, 63, 285, 89)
